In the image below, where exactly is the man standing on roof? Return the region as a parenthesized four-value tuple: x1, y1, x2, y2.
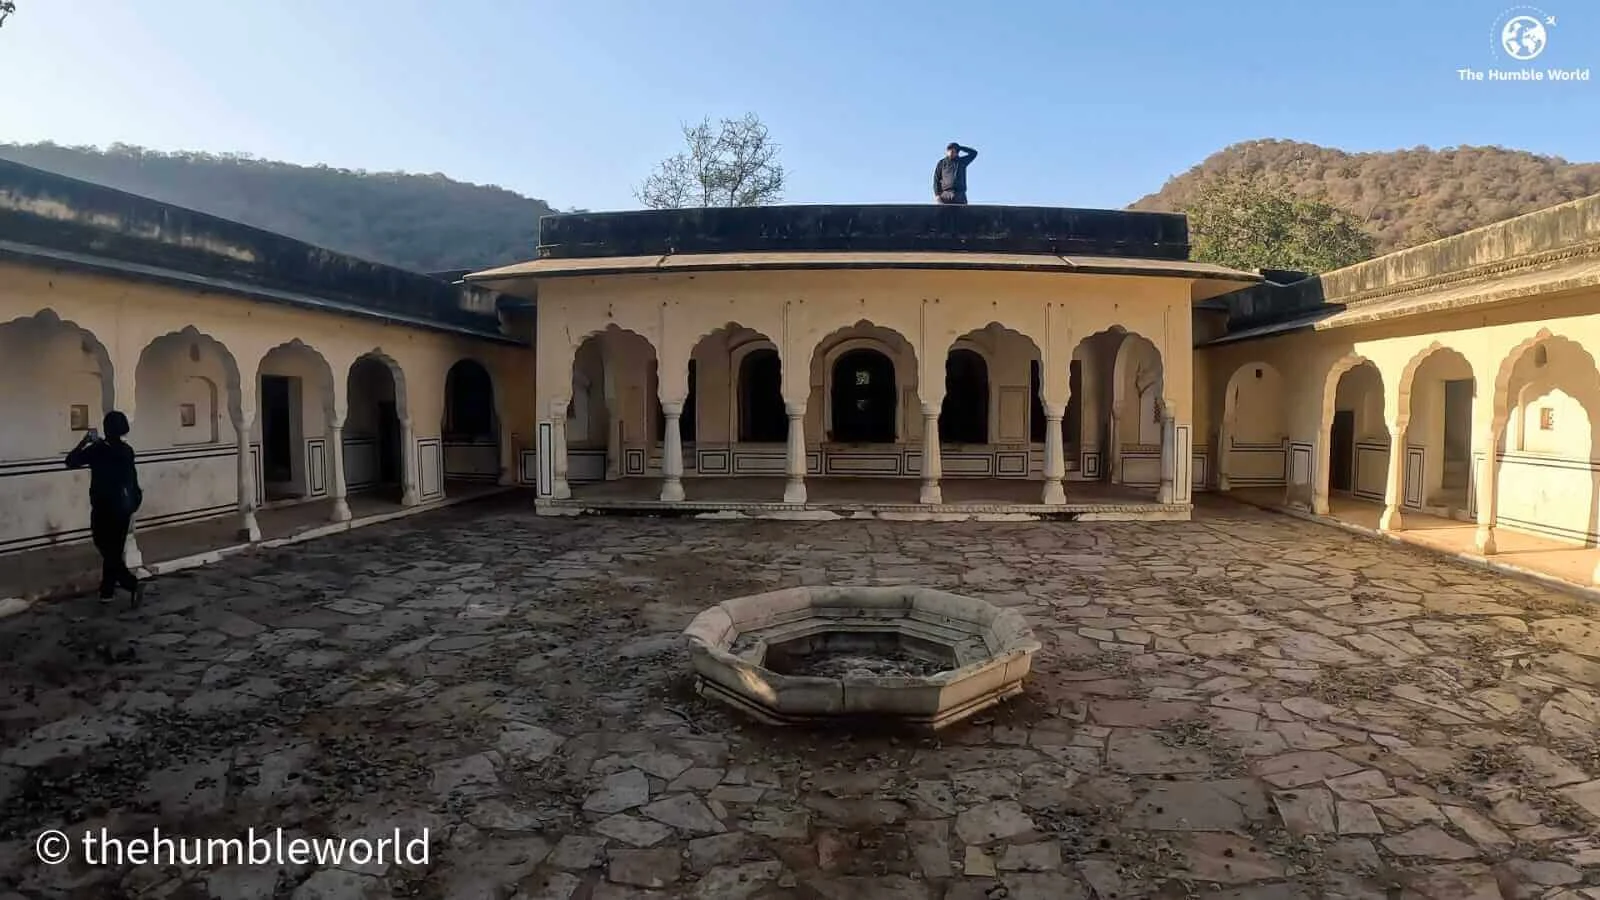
(934, 142, 978, 205)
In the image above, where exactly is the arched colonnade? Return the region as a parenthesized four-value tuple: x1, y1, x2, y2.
(544, 313, 1195, 507)
(1211, 327, 1600, 583)
(0, 308, 513, 560)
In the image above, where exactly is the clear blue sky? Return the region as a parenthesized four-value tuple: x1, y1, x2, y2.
(1, 0, 1595, 212)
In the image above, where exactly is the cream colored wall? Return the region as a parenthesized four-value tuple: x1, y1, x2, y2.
(1198, 290, 1600, 549)
(0, 262, 534, 554)
(532, 267, 1196, 491)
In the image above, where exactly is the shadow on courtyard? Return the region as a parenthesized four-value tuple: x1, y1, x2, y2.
(0, 495, 1598, 898)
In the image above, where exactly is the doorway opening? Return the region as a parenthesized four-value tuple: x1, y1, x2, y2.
(1440, 379, 1473, 495)
(830, 348, 897, 443)
(260, 374, 304, 501)
(1329, 409, 1355, 493)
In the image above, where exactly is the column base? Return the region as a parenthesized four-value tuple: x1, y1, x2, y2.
(1379, 505, 1405, 532)
(919, 483, 942, 505)
(1471, 524, 1496, 555)
(553, 481, 572, 501)
(660, 479, 685, 502)
(238, 511, 262, 543)
(1591, 560, 1600, 587)
(1041, 480, 1066, 505)
(123, 530, 143, 569)
(783, 480, 807, 504)
(1217, 475, 1232, 492)
(331, 498, 353, 523)
(401, 491, 420, 508)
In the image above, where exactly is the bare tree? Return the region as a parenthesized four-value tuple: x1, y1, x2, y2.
(636, 113, 785, 209)
(0, 2, 16, 29)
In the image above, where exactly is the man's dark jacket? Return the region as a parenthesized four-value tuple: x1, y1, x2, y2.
(934, 146, 978, 200)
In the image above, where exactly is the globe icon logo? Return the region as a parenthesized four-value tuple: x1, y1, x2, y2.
(1501, 15, 1548, 60)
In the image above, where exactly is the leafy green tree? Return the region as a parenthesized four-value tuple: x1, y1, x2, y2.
(1184, 175, 1377, 273)
(637, 113, 785, 209)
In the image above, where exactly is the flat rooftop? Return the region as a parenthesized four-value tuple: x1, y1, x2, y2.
(536, 204, 1193, 260)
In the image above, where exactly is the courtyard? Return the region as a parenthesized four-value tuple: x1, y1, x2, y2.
(1, 497, 1598, 900)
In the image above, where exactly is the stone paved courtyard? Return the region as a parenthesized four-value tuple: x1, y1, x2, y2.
(2, 496, 1599, 900)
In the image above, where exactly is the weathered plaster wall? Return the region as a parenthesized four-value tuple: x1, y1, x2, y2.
(0, 262, 535, 554)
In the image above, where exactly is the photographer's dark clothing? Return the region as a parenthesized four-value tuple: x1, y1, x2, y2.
(934, 146, 978, 204)
(90, 508, 138, 596)
(65, 438, 141, 597)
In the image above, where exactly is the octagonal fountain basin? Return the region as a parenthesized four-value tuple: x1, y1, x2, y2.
(682, 586, 1040, 730)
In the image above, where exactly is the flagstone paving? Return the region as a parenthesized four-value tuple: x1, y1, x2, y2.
(1, 495, 1599, 899)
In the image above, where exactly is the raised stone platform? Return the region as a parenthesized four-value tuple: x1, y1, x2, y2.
(683, 586, 1040, 729)
(538, 477, 1192, 523)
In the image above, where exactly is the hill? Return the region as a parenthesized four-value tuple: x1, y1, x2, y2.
(0, 142, 559, 273)
(1130, 139, 1600, 255)
(7, 139, 1599, 274)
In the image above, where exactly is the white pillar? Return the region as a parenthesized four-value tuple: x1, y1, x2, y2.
(1379, 422, 1407, 532)
(1216, 421, 1233, 492)
(1107, 412, 1122, 484)
(919, 408, 942, 504)
(1311, 430, 1332, 515)
(400, 418, 420, 506)
(329, 422, 352, 522)
(660, 401, 685, 502)
(551, 399, 572, 500)
(1041, 403, 1066, 505)
(123, 520, 143, 570)
(497, 433, 515, 487)
(236, 409, 261, 541)
(1473, 430, 1500, 554)
(1157, 413, 1176, 504)
(783, 401, 807, 504)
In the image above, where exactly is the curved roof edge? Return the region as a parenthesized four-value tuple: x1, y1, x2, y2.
(466, 250, 1261, 303)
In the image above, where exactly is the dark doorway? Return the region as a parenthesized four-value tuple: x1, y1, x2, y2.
(261, 375, 295, 494)
(377, 400, 402, 485)
(940, 349, 989, 444)
(1441, 379, 1473, 492)
(739, 349, 787, 442)
(444, 360, 495, 440)
(1329, 409, 1355, 492)
(831, 348, 896, 443)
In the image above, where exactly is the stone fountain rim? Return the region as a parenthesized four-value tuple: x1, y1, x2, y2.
(682, 585, 1041, 689)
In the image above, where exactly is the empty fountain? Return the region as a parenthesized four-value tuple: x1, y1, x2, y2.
(682, 586, 1040, 729)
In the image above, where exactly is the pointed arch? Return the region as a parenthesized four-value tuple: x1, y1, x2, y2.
(810, 320, 917, 444)
(1492, 328, 1600, 431)
(1, 310, 117, 464)
(351, 349, 410, 421)
(255, 339, 338, 423)
(135, 326, 245, 447)
(693, 322, 784, 445)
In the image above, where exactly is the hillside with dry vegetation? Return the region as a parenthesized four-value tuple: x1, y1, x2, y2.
(0, 142, 560, 273)
(1131, 139, 1600, 255)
